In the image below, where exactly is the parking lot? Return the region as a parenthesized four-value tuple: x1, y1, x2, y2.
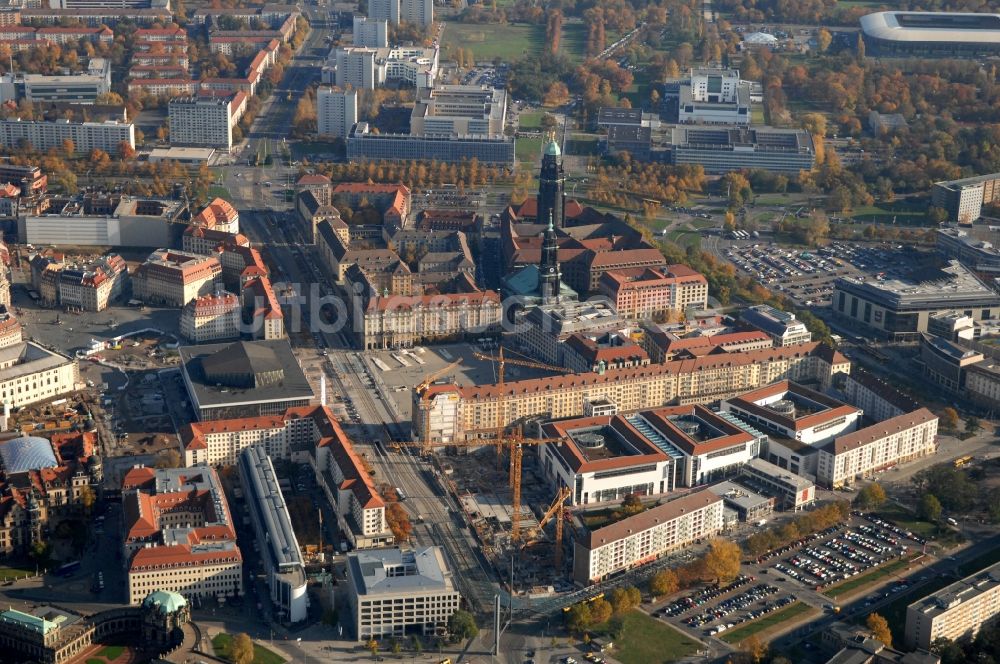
(724, 241, 927, 308)
(651, 514, 929, 642)
(460, 63, 508, 89)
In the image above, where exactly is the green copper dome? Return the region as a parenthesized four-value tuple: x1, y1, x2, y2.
(143, 590, 187, 614)
(544, 140, 561, 157)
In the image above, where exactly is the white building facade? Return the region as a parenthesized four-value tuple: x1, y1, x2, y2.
(317, 86, 358, 138)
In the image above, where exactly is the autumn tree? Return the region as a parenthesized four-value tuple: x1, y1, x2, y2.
(649, 569, 679, 599)
(589, 598, 612, 625)
(155, 448, 181, 469)
(293, 94, 316, 137)
(702, 538, 741, 584)
(854, 483, 887, 510)
(543, 81, 570, 108)
(608, 586, 641, 615)
(231, 633, 254, 664)
(96, 92, 124, 105)
(80, 485, 95, 514)
(816, 28, 832, 53)
(867, 613, 892, 647)
(739, 634, 769, 664)
(941, 407, 960, 431)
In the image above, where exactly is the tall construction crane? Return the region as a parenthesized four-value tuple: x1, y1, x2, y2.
(523, 486, 571, 570)
(471, 348, 574, 542)
(413, 360, 461, 453)
(471, 348, 573, 482)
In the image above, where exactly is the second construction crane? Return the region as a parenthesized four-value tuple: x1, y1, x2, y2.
(472, 347, 573, 541)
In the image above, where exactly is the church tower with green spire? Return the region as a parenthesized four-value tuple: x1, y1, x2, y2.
(538, 135, 566, 229)
(539, 212, 561, 304)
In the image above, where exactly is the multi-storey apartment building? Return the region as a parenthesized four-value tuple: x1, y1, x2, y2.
(358, 290, 501, 350)
(132, 249, 222, 307)
(352, 15, 387, 47)
(55, 254, 128, 312)
(573, 489, 724, 584)
(816, 408, 938, 489)
(121, 466, 243, 606)
(539, 404, 764, 506)
(414, 342, 850, 444)
(346, 547, 460, 641)
(168, 95, 237, 151)
(0, 118, 134, 154)
(598, 265, 708, 319)
(368, 0, 432, 26)
(317, 87, 358, 138)
(931, 173, 1000, 224)
(333, 46, 438, 91)
(906, 561, 1000, 650)
(306, 407, 394, 549)
(179, 291, 240, 343)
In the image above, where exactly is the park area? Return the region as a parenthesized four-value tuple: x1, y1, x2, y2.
(591, 610, 700, 664)
(442, 23, 544, 62)
(213, 633, 285, 664)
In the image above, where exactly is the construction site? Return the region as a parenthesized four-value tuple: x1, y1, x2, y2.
(400, 347, 582, 595)
(435, 445, 574, 595)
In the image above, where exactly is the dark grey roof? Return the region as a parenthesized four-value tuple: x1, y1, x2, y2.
(201, 340, 282, 377)
(179, 339, 314, 410)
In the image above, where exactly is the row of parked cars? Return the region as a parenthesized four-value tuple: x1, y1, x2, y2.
(774, 523, 917, 590)
(705, 596, 796, 637)
(682, 584, 780, 629)
(754, 526, 842, 565)
(657, 574, 756, 617)
(858, 512, 928, 545)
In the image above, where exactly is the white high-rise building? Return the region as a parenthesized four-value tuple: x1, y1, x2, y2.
(368, 0, 432, 26)
(400, 0, 432, 27)
(335, 49, 377, 90)
(317, 86, 358, 138)
(168, 95, 236, 151)
(353, 15, 387, 47)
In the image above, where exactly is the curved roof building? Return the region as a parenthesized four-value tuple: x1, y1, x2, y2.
(860, 11, 1000, 57)
(0, 436, 56, 474)
(142, 590, 188, 614)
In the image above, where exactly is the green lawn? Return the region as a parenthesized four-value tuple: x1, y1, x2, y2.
(207, 186, 234, 203)
(443, 23, 545, 62)
(212, 633, 285, 664)
(591, 610, 699, 664)
(875, 503, 938, 540)
(566, 134, 601, 156)
(0, 564, 34, 582)
(665, 229, 702, 249)
(751, 106, 766, 124)
(87, 659, 104, 664)
(560, 22, 590, 62)
(98, 646, 124, 661)
(720, 602, 815, 644)
(516, 136, 545, 163)
(849, 203, 928, 225)
(822, 556, 915, 599)
(519, 111, 544, 130)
